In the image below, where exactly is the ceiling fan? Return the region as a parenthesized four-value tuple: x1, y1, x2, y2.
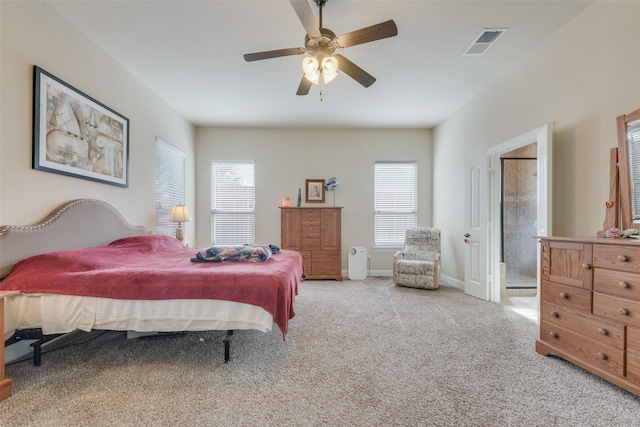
(243, 0, 398, 96)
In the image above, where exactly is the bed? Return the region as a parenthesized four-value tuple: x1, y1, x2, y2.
(1, 199, 304, 364)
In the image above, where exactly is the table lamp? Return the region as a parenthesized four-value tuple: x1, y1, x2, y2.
(169, 205, 192, 242)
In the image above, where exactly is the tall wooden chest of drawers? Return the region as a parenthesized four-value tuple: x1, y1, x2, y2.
(537, 236, 640, 395)
(280, 207, 342, 281)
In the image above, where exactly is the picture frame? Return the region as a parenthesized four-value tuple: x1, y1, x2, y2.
(305, 179, 325, 203)
(33, 66, 129, 187)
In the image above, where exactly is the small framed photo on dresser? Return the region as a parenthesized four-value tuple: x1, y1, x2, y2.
(305, 179, 325, 203)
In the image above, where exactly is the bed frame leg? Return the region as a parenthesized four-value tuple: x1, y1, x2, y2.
(223, 330, 237, 363)
(30, 341, 42, 367)
(21, 332, 64, 367)
(30, 335, 61, 366)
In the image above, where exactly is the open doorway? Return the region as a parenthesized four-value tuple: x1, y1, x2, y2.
(501, 144, 538, 297)
(486, 124, 552, 322)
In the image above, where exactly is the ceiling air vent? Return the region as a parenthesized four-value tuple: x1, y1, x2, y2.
(463, 28, 508, 56)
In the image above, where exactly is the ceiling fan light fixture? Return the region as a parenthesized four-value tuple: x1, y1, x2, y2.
(321, 56, 338, 72)
(302, 56, 321, 84)
(302, 56, 319, 74)
(304, 70, 320, 85)
(322, 72, 337, 84)
(302, 56, 320, 84)
(321, 56, 338, 84)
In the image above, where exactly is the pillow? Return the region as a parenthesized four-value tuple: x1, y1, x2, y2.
(109, 234, 186, 252)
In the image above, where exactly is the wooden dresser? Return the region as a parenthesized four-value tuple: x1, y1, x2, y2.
(280, 207, 342, 281)
(537, 236, 640, 396)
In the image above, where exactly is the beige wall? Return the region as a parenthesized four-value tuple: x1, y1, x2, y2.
(195, 127, 432, 274)
(433, 1, 640, 282)
(0, 1, 195, 241)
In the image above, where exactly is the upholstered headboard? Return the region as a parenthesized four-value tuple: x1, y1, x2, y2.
(0, 199, 149, 278)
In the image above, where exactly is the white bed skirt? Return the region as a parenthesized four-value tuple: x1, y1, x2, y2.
(4, 294, 274, 339)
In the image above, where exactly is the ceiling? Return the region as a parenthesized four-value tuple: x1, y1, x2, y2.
(47, 0, 593, 129)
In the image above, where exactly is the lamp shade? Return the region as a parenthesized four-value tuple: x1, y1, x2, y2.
(321, 56, 339, 83)
(169, 205, 192, 223)
(324, 177, 343, 192)
(302, 56, 319, 74)
(302, 57, 320, 84)
(302, 55, 340, 85)
(321, 56, 338, 73)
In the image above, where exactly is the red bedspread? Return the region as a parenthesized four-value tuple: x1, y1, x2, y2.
(0, 235, 304, 337)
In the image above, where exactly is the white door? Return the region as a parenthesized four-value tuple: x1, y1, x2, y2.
(464, 157, 489, 300)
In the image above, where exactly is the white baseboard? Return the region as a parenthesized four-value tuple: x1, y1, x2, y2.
(341, 269, 393, 279)
(367, 269, 392, 277)
(440, 273, 464, 290)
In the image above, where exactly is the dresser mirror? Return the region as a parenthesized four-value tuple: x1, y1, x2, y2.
(617, 107, 640, 230)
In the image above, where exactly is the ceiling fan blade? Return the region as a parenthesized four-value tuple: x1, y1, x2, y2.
(296, 75, 312, 96)
(289, 0, 321, 38)
(243, 47, 306, 62)
(335, 20, 398, 48)
(334, 54, 376, 88)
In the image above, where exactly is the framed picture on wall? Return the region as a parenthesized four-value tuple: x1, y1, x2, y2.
(32, 65, 130, 187)
(306, 179, 325, 203)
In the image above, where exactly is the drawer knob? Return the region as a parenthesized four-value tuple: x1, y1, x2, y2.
(598, 328, 609, 336)
(618, 307, 631, 316)
(597, 352, 609, 361)
(617, 255, 631, 262)
(549, 331, 558, 339)
(560, 291, 569, 299)
(550, 311, 559, 318)
(618, 281, 632, 289)
(581, 263, 593, 270)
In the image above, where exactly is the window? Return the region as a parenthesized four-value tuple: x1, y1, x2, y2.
(211, 160, 255, 245)
(626, 118, 640, 219)
(155, 138, 185, 237)
(374, 161, 417, 248)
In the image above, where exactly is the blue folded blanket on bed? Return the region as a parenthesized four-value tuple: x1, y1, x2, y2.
(191, 245, 273, 263)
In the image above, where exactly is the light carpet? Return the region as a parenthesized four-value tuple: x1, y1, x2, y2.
(3, 281, 640, 426)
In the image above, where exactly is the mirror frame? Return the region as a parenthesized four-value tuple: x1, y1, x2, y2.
(617, 107, 640, 230)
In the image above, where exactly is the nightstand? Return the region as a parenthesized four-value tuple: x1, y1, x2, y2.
(0, 290, 19, 401)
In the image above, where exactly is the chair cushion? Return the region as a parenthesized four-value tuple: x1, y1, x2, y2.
(404, 248, 437, 261)
(395, 261, 438, 289)
(403, 228, 440, 261)
(396, 259, 435, 275)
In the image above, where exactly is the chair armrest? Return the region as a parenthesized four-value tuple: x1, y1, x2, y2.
(393, 251, 405, 282)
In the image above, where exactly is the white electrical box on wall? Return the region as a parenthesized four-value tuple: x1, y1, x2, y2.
(348, 246, 368, 280)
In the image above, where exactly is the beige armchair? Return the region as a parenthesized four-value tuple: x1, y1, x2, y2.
(393, 227, 441, 289)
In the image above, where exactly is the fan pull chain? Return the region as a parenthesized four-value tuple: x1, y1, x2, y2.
(320, 90, 323, 102)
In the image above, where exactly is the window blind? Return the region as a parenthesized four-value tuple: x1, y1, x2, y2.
(374, 161, 417, 248)
(211, 160, 255, 245)
(155, 138, 185, 237)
